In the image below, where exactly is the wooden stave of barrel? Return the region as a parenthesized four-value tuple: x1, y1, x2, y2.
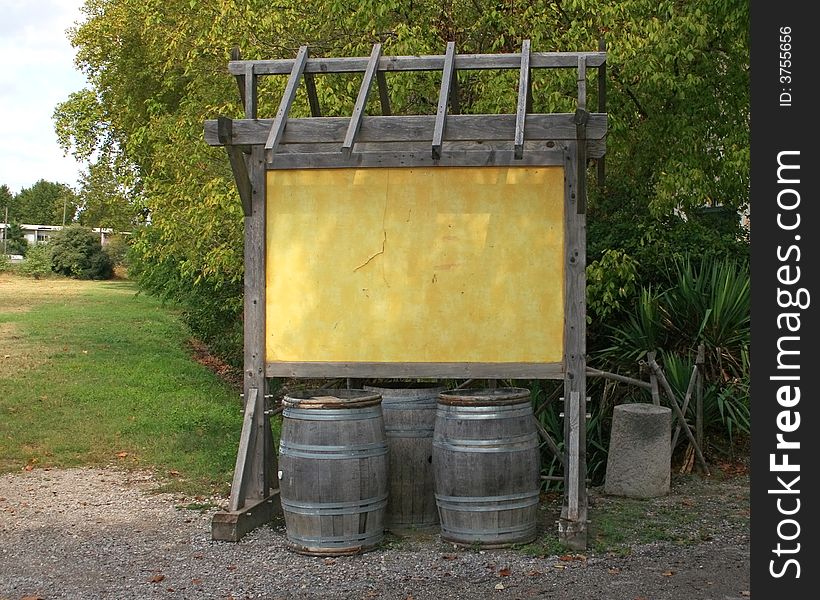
(432, 387, 541, 548)
(364, 382, 446, 533)
(278, 389, 389, 556)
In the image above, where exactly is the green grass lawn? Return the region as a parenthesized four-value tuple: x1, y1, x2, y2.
(0, 274, 244, 495)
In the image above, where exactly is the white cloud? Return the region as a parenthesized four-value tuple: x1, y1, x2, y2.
(0, 0, 88, 194)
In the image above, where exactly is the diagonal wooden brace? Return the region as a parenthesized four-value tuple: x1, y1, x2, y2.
(217, 117, 252, 217)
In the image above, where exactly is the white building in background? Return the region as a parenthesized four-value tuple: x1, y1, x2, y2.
(0, 223, 121, 248)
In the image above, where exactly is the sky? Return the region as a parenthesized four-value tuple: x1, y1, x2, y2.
(0, 0, 88, 195)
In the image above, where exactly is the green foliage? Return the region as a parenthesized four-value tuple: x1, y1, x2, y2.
(49, 225, 114, 280)
(102, 234, 131, 267)
(76, 160, 137, 232)
(55, 0, 749, 367)
(19, 243, 53, 279)
(586, 249, 638, 323)
(599, 255, 750, 445)
(0, 184, 16, 218)
(0, 253, 9, 273)
(3, 222, 29, 256)
(13, 180, 80, 225)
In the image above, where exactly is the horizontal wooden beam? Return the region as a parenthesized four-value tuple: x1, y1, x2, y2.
(228, 52, 607, 76)
(211, 492, 282, 542)
(205, 113, 607, 146)
(265, 361, 564, 379)
(266, 148, 576, 169)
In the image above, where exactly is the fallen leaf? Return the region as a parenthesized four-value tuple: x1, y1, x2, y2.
(192, 552, 204, 559)
(149, 574, 165, 583)
(494, 583, 505, 590)
(553, 564, 566, 570)
(116, 451, 128, 459)
(681, 498, 695, 507)
(527, 570, 542, 577)
(24, 465, 34, 472)
(741, 592, 750, 597)
(608, 568, 621, 575)
(662, 570, 675, 577)
(324, 558, 336, 565)
(192, 578, 203, 585)
(169, 470, 181, 477)
(82, 350, 88, 354)
(441, 554, 459, 561)
(226, 564, 237, 571)
(498, 567, 511, 577)
(166, 588, 174, 592)
(559, 553, 587, 562)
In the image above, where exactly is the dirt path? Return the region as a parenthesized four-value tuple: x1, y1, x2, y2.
(0, 467, 749, 600)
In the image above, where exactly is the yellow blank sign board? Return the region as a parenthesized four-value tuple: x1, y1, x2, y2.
(266, 166, 565, 364)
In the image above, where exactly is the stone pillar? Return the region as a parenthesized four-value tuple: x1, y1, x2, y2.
(604, 403, 672, 498)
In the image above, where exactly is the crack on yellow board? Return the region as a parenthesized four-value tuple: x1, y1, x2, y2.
(353, 230, 387, 272)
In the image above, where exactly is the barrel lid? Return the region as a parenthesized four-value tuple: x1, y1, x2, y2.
(283, 389, 382, 409)
(437, 387, 531, 406)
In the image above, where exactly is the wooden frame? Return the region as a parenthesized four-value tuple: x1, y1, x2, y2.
(207, 42, 606, 550)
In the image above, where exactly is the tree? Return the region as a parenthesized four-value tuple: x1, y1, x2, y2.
(14, 180, 80, 225)
(3, 222, 28, 256)
(54, 0, 749, 357)
(76, 160, 137, 232)
(0, 184, 16, 220)
(49, 225, 113, 279)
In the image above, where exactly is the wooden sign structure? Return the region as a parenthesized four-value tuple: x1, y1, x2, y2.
(205, 41, 607, 549)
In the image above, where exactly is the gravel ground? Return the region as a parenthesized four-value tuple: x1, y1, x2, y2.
(0, 467, 749, 600)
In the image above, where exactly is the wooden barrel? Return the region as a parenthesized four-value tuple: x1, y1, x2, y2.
(278, 389, 388, 555)
(433, 388, 541, 547)
(364, 382, 446, 533)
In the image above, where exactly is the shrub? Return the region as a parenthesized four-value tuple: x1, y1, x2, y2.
(103, 234, 130, 267)
(49, 225, 113, 280)
(19, 243, 53, 279)
(0, 253, 10, 272)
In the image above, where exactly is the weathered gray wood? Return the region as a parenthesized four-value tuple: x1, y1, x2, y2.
(231, 47, 246, 110)
(304, 72, 322, 117)
(646, 351, 661, 405)
(433, 389, 540, 547)
(596, 38, 606, 187)
(265, 45, 309, 157)
(244, 63, 257, 119)
(268, 148, 569, 169)
(228, 388, 257, 512)
(343, 43, 382, 155)
(227, 51, 607, 76)
(247, 145, 274, 503)
(671, 360, 701, 449)
(212, 492, 282, 542)
(514, 39, 531, 159)
(432, 42, 457, 159)
(567, 391, 580, 520)
(532, 414, 565, 467)
(648, 358, 710, 475)
(266, 361, 564, 379)
(695, 344, 705, 452)
(205, 113, 608, 146)
(363, 383, 445, 532)
(575, 56, 588, 214)
(279, 390, 388, 555)
(376, 71, 391, 116)
(559, 142, 588, 550)
(217, 118, 253, 217)
(587, 367, 652, 390)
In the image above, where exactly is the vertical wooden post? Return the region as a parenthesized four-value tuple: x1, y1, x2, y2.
(211, 141, 282, 541)
(648, 350, 660, 406)
(695, 343, 705, 459)
(559, 141, 588, 549)
(596, 38, 606, 188)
